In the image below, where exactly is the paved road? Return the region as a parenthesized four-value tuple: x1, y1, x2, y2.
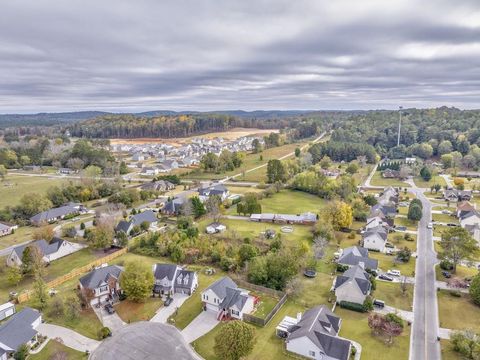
(37, 323, 100, 352)
(409, 184, 441, 360)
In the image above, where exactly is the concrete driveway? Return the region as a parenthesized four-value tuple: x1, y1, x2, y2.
(181, 310, 220, 343)
(150, 294, 189, 323)
(37, 323, 100, 352)
(93, 305, 126, 332)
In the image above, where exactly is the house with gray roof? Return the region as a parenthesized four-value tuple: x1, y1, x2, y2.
(362, 225, 388, 252)
(281, 305, 351, 360)
(250, 212, 317, 225)
(0, 222, 17, 237)
(198, 184, 229, 202)
(0, 307, 42, 358)
(140, 180, 175, 192)
(337, 246, 378, 271)
(162, 197, 186, 215)
(152, 263, 198, 296)
(201, 276, 255, 321)
(79, 264, 124, 306)
(334, 265, 372, 305)
(6, 237, 84, 267)
(30, 203, 86, 226)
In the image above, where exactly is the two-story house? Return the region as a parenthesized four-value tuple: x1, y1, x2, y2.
(201, 276, 255, 321)
(152, 263, 198, 297)
(79, 265, 124, 307)
(333, 265, 372, 305)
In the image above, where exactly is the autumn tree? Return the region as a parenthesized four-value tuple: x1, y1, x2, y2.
(21, 245, 44, 276)
(33, 225, 55, 242)
(205, 194, 222, 222)
(33, 275, 48, 310)
(266, 159, 286, 183)
(323, 201, 353, 230)
(439, 227, 479, 273)
(120, 261, 154, 302)
(214, 321, 256, 360)
(6, 266, 22, 285)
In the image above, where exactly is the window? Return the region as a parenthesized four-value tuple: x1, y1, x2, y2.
(99, 285, 108, 293)
(203, 294, 208, 301)
(309, 350, 315, 357)
(231, 310, 239, 316)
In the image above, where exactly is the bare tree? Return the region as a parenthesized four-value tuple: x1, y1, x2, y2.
(399, 276, 408, 296)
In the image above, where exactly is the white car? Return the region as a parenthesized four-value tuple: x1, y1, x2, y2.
(427, 222, 433, 229)
(387, 269, 401, 277)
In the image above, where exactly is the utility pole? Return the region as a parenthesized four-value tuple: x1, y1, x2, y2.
(397, 106, 403, 146)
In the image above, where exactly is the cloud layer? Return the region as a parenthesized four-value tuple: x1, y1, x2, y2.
(1, 0, 479, 112)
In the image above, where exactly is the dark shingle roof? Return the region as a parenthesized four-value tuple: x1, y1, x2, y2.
(205, 276, 238, 299)
(115, 220, 132, 233)
(154, 264, 178, 281)
(0, 307, 40, 352)
(30, 205, 78, 223)
(131, 210, 157, 225)
(338, 246, 378, 270)
(13, 237, 66, 259)
(334, 265, 371, 295)
(79, 265, 123, 289)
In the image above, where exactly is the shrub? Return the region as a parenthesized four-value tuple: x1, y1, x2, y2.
(336, 264, 349, 272)
(362, 297, 374, 312)
(385, 313, 404, 328)
(449, 290, 462, 297)
(440, 260, 454, 271)
(339, 301, 366, 313)
(99, 327, 112, 339)
(470, 274, 480, 305)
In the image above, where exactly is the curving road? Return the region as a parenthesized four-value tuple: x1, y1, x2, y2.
(409, 184, 441, 360)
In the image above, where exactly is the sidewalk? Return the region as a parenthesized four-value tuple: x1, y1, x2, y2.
(37, 323, 100, 352)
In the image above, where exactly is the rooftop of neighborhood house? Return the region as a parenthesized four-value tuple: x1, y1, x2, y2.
(338, 246, 378, 270)
(79, 265, 123, 290)
(334, 265, 371, 295)
(30, 204, 81, 223)
(0, 307, 40, 352)
(12, 237, 68, 258)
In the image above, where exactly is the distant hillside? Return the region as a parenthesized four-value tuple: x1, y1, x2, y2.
(0, 111, 109, 128)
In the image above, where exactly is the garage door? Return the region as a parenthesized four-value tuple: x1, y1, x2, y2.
(5, 308, 14, 317)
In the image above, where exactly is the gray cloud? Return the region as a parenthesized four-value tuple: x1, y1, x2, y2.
(0, 0, 479, 112)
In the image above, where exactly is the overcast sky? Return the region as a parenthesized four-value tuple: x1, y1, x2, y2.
(1, 0, 480, 113)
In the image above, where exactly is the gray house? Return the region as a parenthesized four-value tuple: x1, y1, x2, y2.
(334, 265, 372, 305)
(79, 265, 124, 307)
(152, 263, 198, 296)
(30, 203, 86, 226)
(337, 246, 378, 271)
(0, 302, 15, 321)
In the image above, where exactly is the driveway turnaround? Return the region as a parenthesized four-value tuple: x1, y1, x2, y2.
(181, 310, 220, 343)
(90, 321, 202, 360)
(150, 294, 189, 323)
(37, 323, 100, 352)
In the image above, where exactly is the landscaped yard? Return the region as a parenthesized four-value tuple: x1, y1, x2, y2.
(335, 308, 410, 360)
(29, 340, 86, 360)
(370, 172, 409, 188)
(440, 340, 462, 360)
(0, 225, 36, 250)
(374, 281, 414, 311)
(395, 217, 418, 231)
(251, 292, 279, 319)
(432, 213, 458, 224)
(370, 252, 416, 277)
(435, 264, 479, 281)
(226, 185, 263, 196)
(0, 174, 67, 208)
(437, 289, 480, 332)
(413, 175, 446, 189)
(433, 225, 450, 238)
(115, 297, 163, 323)
(387, 232, 417, 252)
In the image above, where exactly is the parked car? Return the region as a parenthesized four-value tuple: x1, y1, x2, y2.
(395, 226, 407, 231)
(442, 271, 452, 278)
(164, 297, 174, 306)
(441, 210, 452, 215)
(379, 274, 394, 281)
(427, 223, 433, 229)
(104, 303, 115, 314)
(373, 299, 385, 308)
(387, 269, 401, 277)
(447, 223, 458, 227)
(385, 242, 394, 248)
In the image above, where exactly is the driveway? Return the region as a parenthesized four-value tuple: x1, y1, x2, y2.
(37, 323, 100, 352)
(181, 310, 220, 343)
(93, 305, 126, 332)
(150, 294, 190, 323)
(374, 305, 414, 323)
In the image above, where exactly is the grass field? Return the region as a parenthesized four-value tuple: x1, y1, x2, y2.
(0, 174, 67, 208)
(29, 340, 86, 360)
(374, 281, 414, 311)
(0, 226, 36, 250)
(226, 185, 263, 195)
(440, 340, 462, 360)
(370, 252, 416, 277)
(115, 298, 163, 323)
(371, 172, 410, 188)
(435, 264, 479, 281)
(413, 175, 446, 189)
(437, 289, 480, 332)
(395, 217, 418, 231)
(432, 213, 458, 224)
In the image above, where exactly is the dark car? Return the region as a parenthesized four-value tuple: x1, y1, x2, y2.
(373, 299, 385, 308)
(447, 223, 458, 227)
(379, 274, 394, 281)
(442, 271, 452, 278)
(104, 303, 115, 314)
(164, 297, 174, 306)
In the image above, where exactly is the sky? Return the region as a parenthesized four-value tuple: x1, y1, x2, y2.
(1, 0, 480, 113)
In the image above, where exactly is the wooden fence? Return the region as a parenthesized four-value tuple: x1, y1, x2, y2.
(17, 247, 128, 303)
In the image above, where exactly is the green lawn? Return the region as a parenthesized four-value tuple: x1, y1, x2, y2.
(432, 213, 458, 224)
(441, 340, 463, 360)
(433, 225, 450, 238)
(413, 175, 446, 189)
(371, 172, 409, 188)
(435, 264, 479, 281)
(335, 308, 410, 360)
(387, 232, 417, 252)
(169, 268, 226, 329)
(226, 185, 263, 195)
(370, 252, 416, 277)
(437, 290, 480, 332)
(251, 292, 279, 319)
(373, 281, 413, 311)
(0, 226, 36, 250)
(114, 298, 163, 323)
(29, 340, 87, 360)
(395, 217, 418, 231)
(0, 174, 67, 209)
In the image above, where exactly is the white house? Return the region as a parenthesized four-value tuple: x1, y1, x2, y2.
(459, 211, 480, 228)
(79, 265, 124, 306)
(0, 308, 42, 358)
(198, 184, 230, 202)
(201, 276, 255, 321)
(205, 222, 227, 234)
(0, 222, 17, 237)
(279, 305, 351, 360)
(362, 226, 388, 253)
(0, 302, 15, 321)
(6, 238, 84, 267)
(334, 265, 372, 305)
(152, 263, 198, 296)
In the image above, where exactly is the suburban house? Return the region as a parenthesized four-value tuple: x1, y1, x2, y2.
(30, 203, 86, 226)
(337, 246, 378, 271)
(382, 169, 400, 179)
(140, 180, 176, 192)
(152, 263, 198, 296)
(205, 222, 227, 234)
(378, 186, 399, 205)
(334, 265, 372, 305)
(459, 210, 480, 228)
(162, 197, 186, 215)
(58, 167, 77, 175)
(0, 302, 15, 321)
(0, 307, 42, 358)
(362, 226, 388, 252)
(79, 264, 124, 306)
(6, 238, 84, 267)
(0, 222, 17, 237)
(456, 201, 476, 219)
(201, 276, 255, 321)
(444, 189, 473, 202)
(198, 184, 230, 202)
(277, 305, 351, 360)
(365, 215, 392, 230)
(132, 153, 145, 161)
(115, 210, 158, 235)
(141, 167, 160, 176)
(371, 203, 396, 218)
(250, 212, 317, 225)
